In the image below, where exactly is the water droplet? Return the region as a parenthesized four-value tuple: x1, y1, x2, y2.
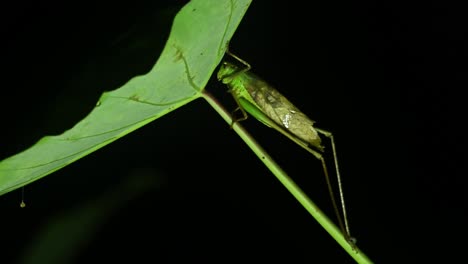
(20, 187, 26, 208)
(96, 101, 101, 107)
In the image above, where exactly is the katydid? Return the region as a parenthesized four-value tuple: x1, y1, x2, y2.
(217, 50, 355, 244)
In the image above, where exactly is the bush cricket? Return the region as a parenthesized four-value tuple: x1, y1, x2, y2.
(217, 49, 355, 245)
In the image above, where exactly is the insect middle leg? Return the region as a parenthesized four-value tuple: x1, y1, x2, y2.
(229, 92, 248, 129)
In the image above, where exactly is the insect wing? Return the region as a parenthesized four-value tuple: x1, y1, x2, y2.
(243, 74, 323, 151)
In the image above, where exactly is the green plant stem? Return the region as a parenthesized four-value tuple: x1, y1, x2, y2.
(202, 91, 373, 264)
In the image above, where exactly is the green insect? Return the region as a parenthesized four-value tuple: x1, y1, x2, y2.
(217, 50, 354, 243)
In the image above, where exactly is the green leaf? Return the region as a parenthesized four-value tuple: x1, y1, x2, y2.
(0, 0, 252, 196)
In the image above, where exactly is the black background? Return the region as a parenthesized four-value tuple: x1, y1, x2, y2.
(1, 1, 466, 263)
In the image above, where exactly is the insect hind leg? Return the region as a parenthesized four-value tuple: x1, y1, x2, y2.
(316, 127, 354, 245)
